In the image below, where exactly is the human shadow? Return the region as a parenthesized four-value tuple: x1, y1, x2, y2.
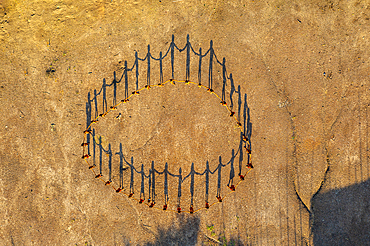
(311, 177, 370, 245)
(82, 33, 253, 211)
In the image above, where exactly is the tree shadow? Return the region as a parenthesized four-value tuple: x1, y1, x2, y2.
(141, 215, 247, 246)
(144, 215, 200, 246)
(215, 236, 245, 246)
(311, 178, 370, 245)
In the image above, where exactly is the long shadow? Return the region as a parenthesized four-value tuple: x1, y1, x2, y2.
(144, 215, 200, 246)
(311, 178, 370, 245)
(82, 34, 253, 213)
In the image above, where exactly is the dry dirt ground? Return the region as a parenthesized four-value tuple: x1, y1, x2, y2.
(1, 0, 370, 245)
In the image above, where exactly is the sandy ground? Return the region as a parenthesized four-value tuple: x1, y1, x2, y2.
(0, 0, 370, 245)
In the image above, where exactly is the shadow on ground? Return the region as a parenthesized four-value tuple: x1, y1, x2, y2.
(138, 214, 246, 246)
(143, 215, 200, 246)
(311, 178, 370, 245)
